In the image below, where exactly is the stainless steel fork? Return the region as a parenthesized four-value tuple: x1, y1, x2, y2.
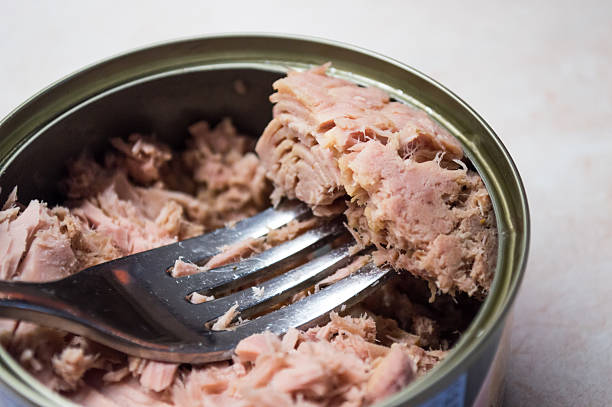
(0, 200, 391, 363)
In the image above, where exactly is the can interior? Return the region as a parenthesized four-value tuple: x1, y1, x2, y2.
(1, 68, 282, 205)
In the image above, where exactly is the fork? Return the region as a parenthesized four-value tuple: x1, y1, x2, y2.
(0, 200, 391, 363)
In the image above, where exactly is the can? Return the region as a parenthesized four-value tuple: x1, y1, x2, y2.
(0, 34, 529, 406)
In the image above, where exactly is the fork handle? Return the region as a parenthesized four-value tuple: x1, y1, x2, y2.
(0, 273, 187, 346)
(0, 278, 98, 338)
(0, 279, 64, 315)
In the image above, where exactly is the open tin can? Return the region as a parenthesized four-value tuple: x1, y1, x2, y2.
(0, 34, 529, 406)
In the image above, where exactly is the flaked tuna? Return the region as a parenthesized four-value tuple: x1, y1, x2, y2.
(110, 135, 172, 184)
(172, 312, 443, 407)
(0, 200, 77, 282)
(366, 345, 415, 403)
(0, 119, 275, 400)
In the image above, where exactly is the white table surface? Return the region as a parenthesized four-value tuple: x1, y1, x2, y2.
(1, 1, 610, 406)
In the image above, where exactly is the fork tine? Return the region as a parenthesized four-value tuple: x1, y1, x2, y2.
(119, 200, 312, 273)
(175, 221, 346, 296)
(176, 200, 311, 264)
(218, 263, 392, 337)
(189, 244, 353, 326)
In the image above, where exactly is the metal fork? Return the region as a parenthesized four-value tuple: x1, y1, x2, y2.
(0, 201, 391, 363)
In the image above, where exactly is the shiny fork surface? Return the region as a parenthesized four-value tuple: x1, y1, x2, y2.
(0, 200, 391, 363)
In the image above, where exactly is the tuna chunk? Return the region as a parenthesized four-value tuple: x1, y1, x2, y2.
(171, 217, 320, 277)
(366, 345, 415, 403)
(235, 332, 282, 362)
(51, 344, 99, 390)
(110, 135, 172, 184)
(317, 254, 371, 289)
(256, 120, 344, 214)
(0, 200, 77, 282)
(211, 303, 240, 331)
(201, 237, 265, 270)
(343, 141, 496, 296)
(171, 259, 200, 278)
(256, 64, 497, 296)
(138, 361, 178, 392)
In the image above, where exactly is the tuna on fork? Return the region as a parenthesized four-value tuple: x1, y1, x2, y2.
(256, 64, 497, 297)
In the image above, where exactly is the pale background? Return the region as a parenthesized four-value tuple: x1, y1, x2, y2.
(1, 1, 611, 406)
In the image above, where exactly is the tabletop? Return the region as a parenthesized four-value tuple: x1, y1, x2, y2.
(1, 1, 610, 406)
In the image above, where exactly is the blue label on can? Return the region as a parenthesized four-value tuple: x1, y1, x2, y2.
(418, 373, 466, 407)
